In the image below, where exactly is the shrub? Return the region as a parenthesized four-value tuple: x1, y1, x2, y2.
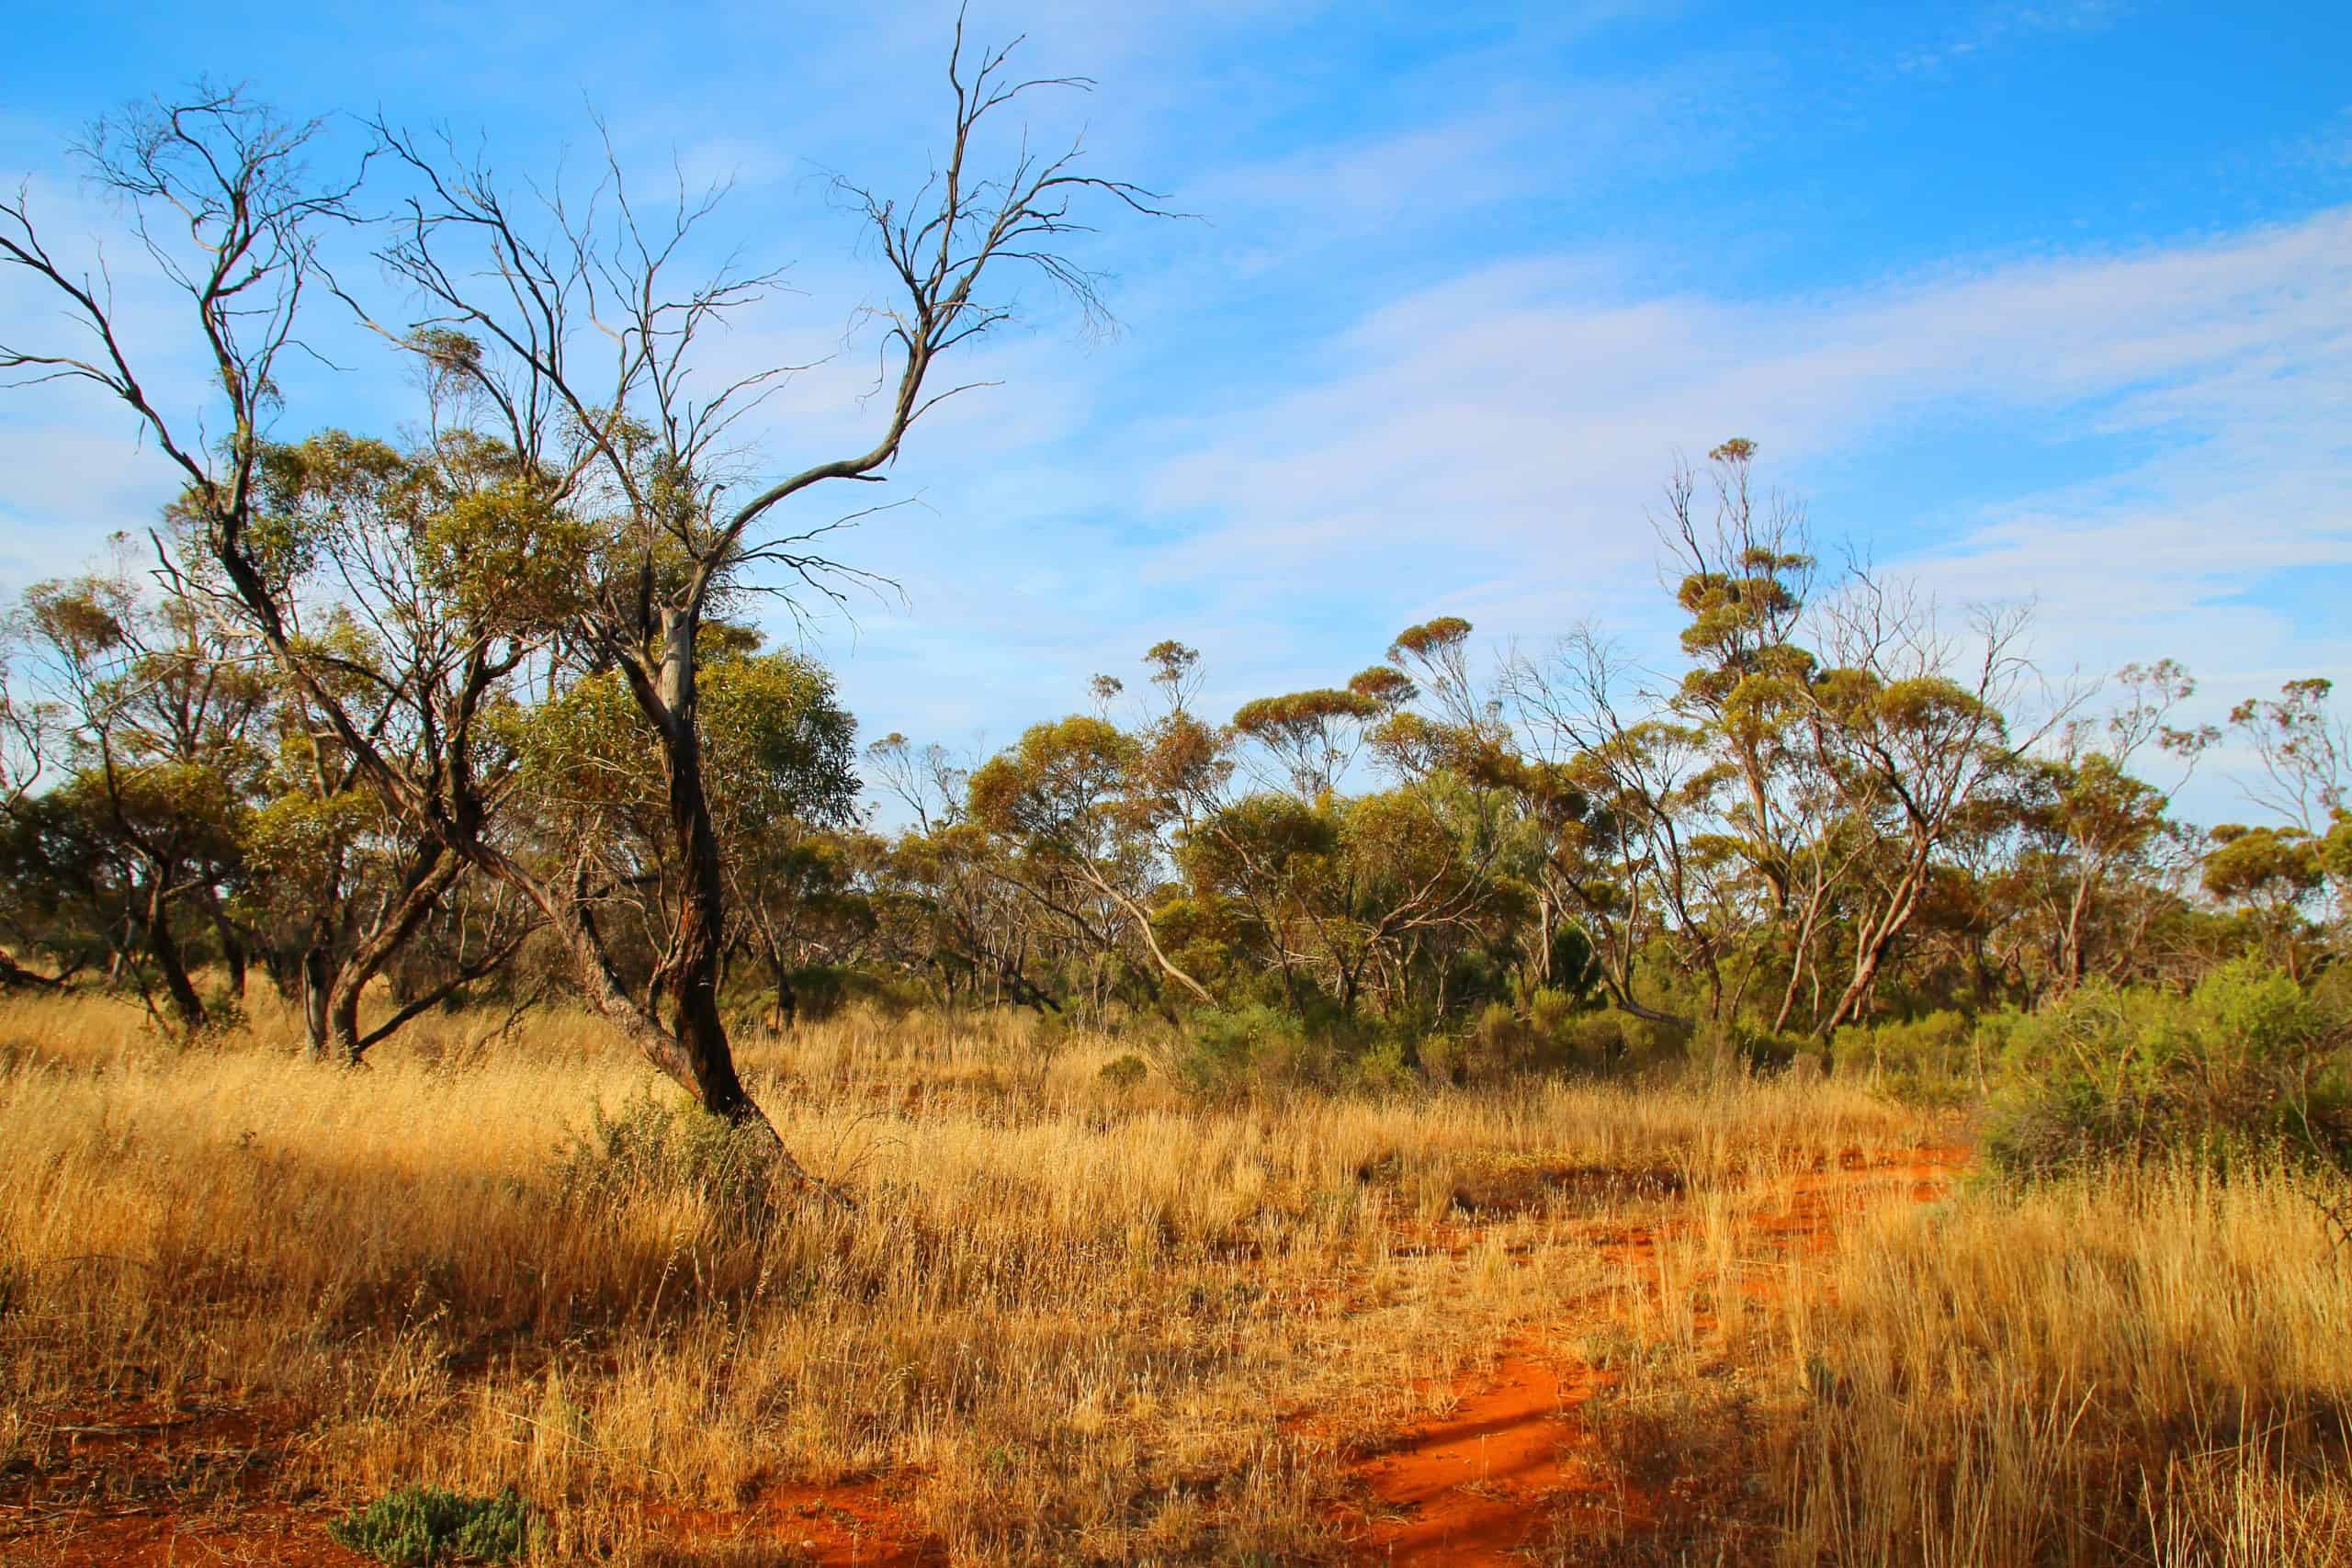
(1832, 1010, 1997, 1105)
(551, 1093, 776, 1221)
(1351, 1035, 1419, 1094)
(1170, 1004, 1331, 1099)
(329, 1483, 536, 1566)
(1555, 1008, 1689, 1072)
(1984, 959, 2352, 1179)
(1098, 1053, 1148, 1091)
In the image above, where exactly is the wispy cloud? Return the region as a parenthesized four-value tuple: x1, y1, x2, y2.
(1128, 209, 2352, 698)
(1898, 0, 2131, 73)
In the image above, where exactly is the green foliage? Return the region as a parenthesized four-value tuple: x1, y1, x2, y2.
(2202, 823, 2324, 908)
(967, 715, 1136, 845)
(328, 1483, 536, 1566)
(1098, 1053, 1149, 1091)
(552, 1094, 775, 1221)
(1832, 1010, 2002, 1106)
(1171, 1004, 1333, 1099)
(1984, 960, 2352, 1179)
(1422, 992, 1688, 1084)
(509, 647, 856, 835)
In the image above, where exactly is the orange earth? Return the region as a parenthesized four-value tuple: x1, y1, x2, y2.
(1342, 1148, 1964, 1564)
(1, 1149, 1961, 1565)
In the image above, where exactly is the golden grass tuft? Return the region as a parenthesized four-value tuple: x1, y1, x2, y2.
(1566, 1160, 2352, 1565)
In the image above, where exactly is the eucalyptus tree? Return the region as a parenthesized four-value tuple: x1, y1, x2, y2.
(967, 714, 1215, 1010)
(0, 642, 69, 991)
(2012, 660, 2211, 991)
(0, 98, 524, 1055)
(1796, 577, 2052, 1033)
(506, 631, 859, 1032)
(865, 733, 1060, 1010)
(226, 429, 560, 1060)
(1502, 626, 1721, 1025)
(2224, 678, 2352, 930)
(1178, 624, 1521, 1021)
(12, 561, 268, 1031)
(346, 28, 1168, 1134)
(1648, 440, 1847, 1028)
(2, 30, 1169, 1150)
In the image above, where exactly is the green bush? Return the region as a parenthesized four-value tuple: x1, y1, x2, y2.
(551, 1093, 776, 1221)
(1832, 1010, 2001, 1105)
(329, 1483, 536, 1566)
(1553, 1007, 1689, 1073)
(1690, 1019, 1814, 1077)
(1428, 993, 1688, 1084)
(1984, 959, 2352, 1179)
(1170, 1004, 1332, 1099)
(1098, 1052, 1148, 1091)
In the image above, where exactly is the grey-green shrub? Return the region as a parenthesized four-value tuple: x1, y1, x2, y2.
(1983, 958, 2352, 1179)
(1833, 1010, 2003, 1105)
(329, 1483, 536, 1566)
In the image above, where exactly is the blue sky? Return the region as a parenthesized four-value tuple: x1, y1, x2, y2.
(4, 0, 2347, 823)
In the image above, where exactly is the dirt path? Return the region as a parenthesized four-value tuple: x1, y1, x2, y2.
(1346, 1147, 1966, 1563)
(2, 1151, 1961, 1567)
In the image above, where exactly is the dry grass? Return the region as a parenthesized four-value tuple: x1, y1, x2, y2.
(25, 988, 2335, 1563)
(0, 989, 1923, 1564)
(1565, 1160, 2352, 1566)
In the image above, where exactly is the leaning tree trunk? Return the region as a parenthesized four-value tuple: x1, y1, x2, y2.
(300, 942, 333, 1056)
(140, 872, 209, 1032)
(1818, 877, 1928, 1038)
(0, 948, 59, 992)
(651, 616, 764, 1126)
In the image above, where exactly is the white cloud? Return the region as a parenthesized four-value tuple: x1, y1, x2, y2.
(1131, 210, 2352, 681)
(1899, 0, 2132, 73)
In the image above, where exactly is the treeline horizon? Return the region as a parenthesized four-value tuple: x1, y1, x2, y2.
(6, 434, 2345, 1050)
(1, 79, 2346, 1168)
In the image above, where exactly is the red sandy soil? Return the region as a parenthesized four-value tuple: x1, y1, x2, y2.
(2, 1149, 1960, 1566)
(1346, 1348, 1633, 1563)
(1345, 1146, 1965, 1564)
(0, 1398, 370, 1566)
(0, 1471, 941, 1568)
(633, 1479, 943, 1565)
(0, 1400, 941, 1567)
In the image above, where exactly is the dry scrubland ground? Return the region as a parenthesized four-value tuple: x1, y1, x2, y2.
(0, 996, 2346, 1565)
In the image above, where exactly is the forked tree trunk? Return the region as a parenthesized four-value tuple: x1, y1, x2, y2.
(325, 849, 462, 1064)
(1818, 883, 1926, 1038)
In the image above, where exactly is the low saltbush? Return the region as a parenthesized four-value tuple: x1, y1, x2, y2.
(329, 1483, 536, 1566)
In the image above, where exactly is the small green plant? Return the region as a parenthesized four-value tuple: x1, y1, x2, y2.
(1171, 1004, 1330, 1099)
(1098, 1052, 1148, 1091)
(328, 1483, 536, 1566)
(551, 1092, 775, 1222)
